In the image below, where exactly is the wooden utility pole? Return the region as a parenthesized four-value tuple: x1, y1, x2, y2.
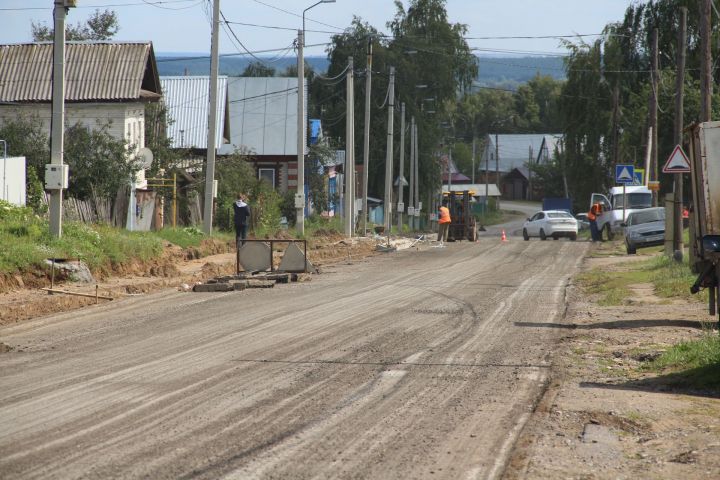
(471, 136, 476, 184)
(361, 37, 372, 235)
(528, 145, 533, 201)
(413, 122, 419, 229)
(673, 7, 687, 260)
(650, 27, 659, 206)
(344, 57, 354, 237)
(611, 83, 620, 167)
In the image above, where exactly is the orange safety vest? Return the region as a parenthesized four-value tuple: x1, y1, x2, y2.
(588, 203, 602, 221)
(439, 206, 452, 224)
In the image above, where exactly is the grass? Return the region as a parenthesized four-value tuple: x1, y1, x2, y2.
(642, 331, 720, 390)
(475, 208, 524, 227)
(0, 200, 235, 276)
(577, 248, 708, 305)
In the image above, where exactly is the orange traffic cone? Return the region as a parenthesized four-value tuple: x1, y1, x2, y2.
(501, 230, 507, 242)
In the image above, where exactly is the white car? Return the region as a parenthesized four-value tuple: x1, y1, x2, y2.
(523, 210, 578, 241)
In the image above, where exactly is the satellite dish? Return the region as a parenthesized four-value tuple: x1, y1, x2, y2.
(137, 148, 154, 169)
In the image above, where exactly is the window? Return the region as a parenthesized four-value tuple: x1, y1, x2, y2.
(258, 168, 275, 188)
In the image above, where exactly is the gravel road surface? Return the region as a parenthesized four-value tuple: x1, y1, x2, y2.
(0, 238, 586, 479)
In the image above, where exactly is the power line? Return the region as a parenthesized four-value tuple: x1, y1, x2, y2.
(0, 0, 201, 10)
(251, 0, 344, 32)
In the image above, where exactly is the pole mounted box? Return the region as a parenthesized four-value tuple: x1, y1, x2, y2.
(45, 164, 69, 190)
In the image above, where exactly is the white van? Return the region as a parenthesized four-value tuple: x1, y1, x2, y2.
(590, 186, 653, 240)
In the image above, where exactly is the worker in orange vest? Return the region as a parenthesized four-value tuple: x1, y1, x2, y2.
(588, 202, 603, 242)
(438, 203, 452, 244)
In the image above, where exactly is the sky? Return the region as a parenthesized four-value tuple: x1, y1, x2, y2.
(0, 0, 633, 57)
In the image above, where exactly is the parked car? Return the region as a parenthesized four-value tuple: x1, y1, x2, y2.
(622, 207, 665, 254)
(523, 210, 578, 241)
(575, 213, 590, 231)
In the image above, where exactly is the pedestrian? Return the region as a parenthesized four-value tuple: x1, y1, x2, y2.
(588, 202, 603, 242)
(233, 193, 250, 247)
(437, 202, 452, 245)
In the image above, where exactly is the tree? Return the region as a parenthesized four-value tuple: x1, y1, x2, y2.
(63, 122, 139, 200)
(241, 62, 276, 77)
(31, 9, 119, 41)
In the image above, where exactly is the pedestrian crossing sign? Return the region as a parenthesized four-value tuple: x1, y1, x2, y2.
(633, 168, 645, 186)
(615, 164, 634, 184)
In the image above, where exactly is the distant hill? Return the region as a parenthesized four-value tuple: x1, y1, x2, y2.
(155, 54, 566, 87)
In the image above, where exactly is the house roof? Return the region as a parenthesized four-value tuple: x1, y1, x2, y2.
(160, 76, 228, 149)
(219, 77, 301, 156)
(0, 42, 161, 103)
(483, 134, 559, 173)
(536, 134, 564, 164)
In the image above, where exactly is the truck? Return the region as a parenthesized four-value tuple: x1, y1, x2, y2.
(590, 185, 653, 241)
(688, 122, 720, 327)
(542, 197, 572, 213)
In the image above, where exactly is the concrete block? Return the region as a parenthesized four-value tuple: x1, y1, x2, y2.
(193, 283, 234, 292)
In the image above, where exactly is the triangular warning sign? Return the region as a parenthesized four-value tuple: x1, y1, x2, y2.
(663, 145, 690, 173)
(618, 167, 633, 181)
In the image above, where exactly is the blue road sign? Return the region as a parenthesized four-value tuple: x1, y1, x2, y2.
(615, 164, 635, 184)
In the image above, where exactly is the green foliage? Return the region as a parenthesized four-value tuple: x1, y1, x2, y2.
(155, 227, 206, 249)
(0, 115, 50, 191)
(307, 142, 339, 214)
(64, 122, 139, 200)
(31, 9, 119, 41)
(242, 62, 276, 77)
(644, 333, 720, 390)
(25, 166, 47, 215)
(0, 200, 163, 274)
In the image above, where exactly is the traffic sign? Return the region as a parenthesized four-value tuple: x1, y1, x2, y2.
(633, 168, 645, 186)
(662, 145, 690, 173)
(615, 164, 635, 184)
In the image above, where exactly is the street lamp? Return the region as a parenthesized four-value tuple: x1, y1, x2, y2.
(296, 0, 336, 235)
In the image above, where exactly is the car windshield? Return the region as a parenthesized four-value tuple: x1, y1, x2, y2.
(547, 212, 573, 218)
(629, 208, 665, 225)
(612, 192, 652, 209)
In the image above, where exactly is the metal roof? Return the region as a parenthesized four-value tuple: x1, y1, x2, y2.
(219, 77, 301, 156)
(160, 76, 228, 149)
(0, 42, 160, 103)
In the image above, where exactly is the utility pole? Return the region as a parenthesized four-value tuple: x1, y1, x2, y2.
(344, 56, 354, 237)
(414, 122, 419, 229)
(409, 116, 415, 231)
(700, 0, 712, 123)
(673, 7, 687, 260)
(384, 66, 395, 234)
(296, 29, 306, 235)
(447, 145, 453, 194)
(397, 102, 406, 231)
(650, 27, 659, 207)
(484, 136, 490, 208)
(362, 37, 372, 236)
(49, 0, 73, 238)
(471, 136, 476, 184)
(495, 133, 500, 193)
(528, 145, 533, 201)
(203, 0, 220, 235)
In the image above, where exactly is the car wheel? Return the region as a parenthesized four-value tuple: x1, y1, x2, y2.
(626, 243, 636, 255)
(523, 228, 529, 241)
(604, 223, 614, 241)
(553, 235, 559, 240)
(540, 229, 547, 241)
(570, 233, 577, 241)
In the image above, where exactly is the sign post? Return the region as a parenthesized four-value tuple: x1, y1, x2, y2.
(616, 164, 634, 225)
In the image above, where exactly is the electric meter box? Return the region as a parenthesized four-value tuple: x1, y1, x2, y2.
(294, 193, 305, 209)
(44, 164, 69, 190)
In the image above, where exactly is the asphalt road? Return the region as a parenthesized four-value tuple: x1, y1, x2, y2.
(0, 236, 587, 480)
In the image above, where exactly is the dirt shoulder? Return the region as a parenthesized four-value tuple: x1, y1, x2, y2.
(0, 234, 380, 328)
(504, 251, 720, 479)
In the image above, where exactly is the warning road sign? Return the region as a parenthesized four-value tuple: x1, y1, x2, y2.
(615, 164, 634, 184)
(662, 145, 690, 173)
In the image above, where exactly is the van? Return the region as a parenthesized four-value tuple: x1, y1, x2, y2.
(590, 185, 653, 240)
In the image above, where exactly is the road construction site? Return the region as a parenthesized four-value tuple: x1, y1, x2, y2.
(0, 216, 587, 479)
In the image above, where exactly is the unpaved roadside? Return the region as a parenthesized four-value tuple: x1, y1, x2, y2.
(0, 235, 379, 328)
(504, 252, 720, 479)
